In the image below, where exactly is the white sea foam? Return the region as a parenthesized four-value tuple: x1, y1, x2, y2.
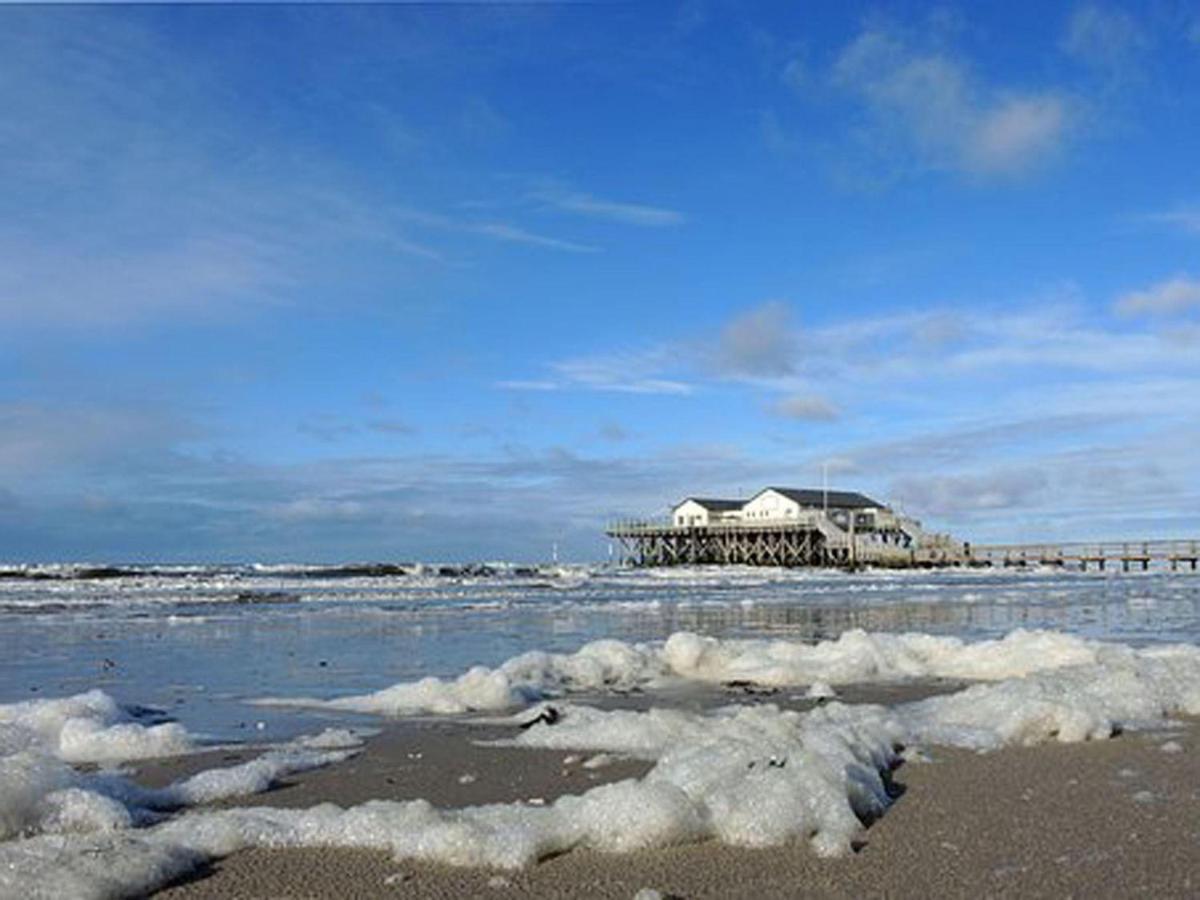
(3, 629, 1200, 899)
(260, 628, 1123, 717)
(901, 642, 1200, 749)
(0, 752, 78, 840)
(0, 690, 192, 765)
(0, 713, 365, 844)
(658, 628, 1106, 686)
(257, 638, 668, 715)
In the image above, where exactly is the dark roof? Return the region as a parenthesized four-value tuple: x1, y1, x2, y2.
(676, 497, 744, 511)
(753, 487, 884, 510)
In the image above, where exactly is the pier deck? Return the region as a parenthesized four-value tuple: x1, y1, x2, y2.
(966, 539, 1200, 572)
(607, 521, 842, 567)
(607, 521, 1200, 572)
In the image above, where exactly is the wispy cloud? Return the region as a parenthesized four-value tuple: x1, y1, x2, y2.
(1115, 275, 1200, 316)
(1061, 4, 1147, 79)
(551, 356, 693, 395)
(498, 292, 1200, 417)
(891, 467, 1051, 516)
(712, 300, 799, 377)
(494, 379, 560, 392)
(537, 190, 685, 227)
(471, 222, 599, 253)
(499, 345, 693, 396)
(391, 206, 599, 254)
(831, 26, 1072, 177)
(1138, 208, 1200, 236)
(0, 14, 456, 330)
(0, 14, 609, 331)
(771, 394, 838, 421)
(269, 497, 370, 524)
(0, 403, 200, 477)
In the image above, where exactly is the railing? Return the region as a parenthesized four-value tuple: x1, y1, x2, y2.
(965, 539, 1200, 571)
(607, 513, 840, 533)
(970, 539, 1199, 558)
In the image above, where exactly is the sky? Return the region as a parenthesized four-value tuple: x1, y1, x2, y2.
(2, 1, 1200, 563)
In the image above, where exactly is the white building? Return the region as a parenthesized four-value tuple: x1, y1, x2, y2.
(671, 497, 745, 527)
(741, 487, 883, 528)
(670, 486, 925, 551)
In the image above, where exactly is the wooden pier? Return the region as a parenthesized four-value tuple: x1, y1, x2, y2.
(605, 513, 941, 568)
(966, 539, 1200, 572)
(606, 520, 1200, 573)
(607, 520, 847, 568)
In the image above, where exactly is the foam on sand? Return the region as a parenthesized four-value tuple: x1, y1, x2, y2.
(3, 629, 1200, 898)
(256, 638, 668, 716)
(0, 716, 365, 843)
(0, 690, 193, 765)
(258, 628, 1127, 717)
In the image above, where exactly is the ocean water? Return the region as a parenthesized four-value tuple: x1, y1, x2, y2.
(2, 563, 1198, 743)
(5, 563, 1200, 896)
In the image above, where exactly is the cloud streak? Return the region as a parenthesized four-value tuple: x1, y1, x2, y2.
(1115, 275, 1200, 316)
(470, 222, 599, 253)
(538, 190, 685, 227)
(1139, 208, 1200, 235)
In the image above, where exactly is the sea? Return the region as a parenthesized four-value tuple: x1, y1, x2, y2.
(5, 562, 1200, 895)
(3, 562, 1198, 744)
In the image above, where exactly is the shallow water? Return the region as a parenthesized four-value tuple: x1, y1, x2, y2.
(3, 564, 1199, 742)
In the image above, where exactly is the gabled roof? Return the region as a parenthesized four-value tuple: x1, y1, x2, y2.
(674, 497, 745, 511)
(750, 487, 884, 510)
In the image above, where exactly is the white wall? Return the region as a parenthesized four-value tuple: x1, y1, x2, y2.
(673, 499, 712, 527)
(740, 489, 802, 522)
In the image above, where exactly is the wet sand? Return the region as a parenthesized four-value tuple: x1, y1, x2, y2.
(148, 690, 1198, 899)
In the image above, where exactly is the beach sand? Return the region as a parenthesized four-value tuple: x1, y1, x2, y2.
(149, 687, 1199, 899)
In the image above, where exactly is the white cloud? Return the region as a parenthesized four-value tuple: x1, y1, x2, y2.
(498, 292, 1200, 415)
(391, 206, 599, 255)
(494, 379, 560, 392)
(499, 343, 695, 396)
(1061, 4, 1145, 74)
(781, 57, 807, 92)
(831, 28, 1071, 176)
(891, 468, 1050, 515)
(470, 222, 599, 253)
(269, 498, 369, 524)
(714, 301, 799, 377)
(0, 15, 466, 329)
(1140, 208, 1200, 236)
(495, 302, 803, 397)
(1115, 275, 1200, 316)
(539, 191, 685, 227)
(0, 403, 199, 477)
(772, 394, 838, 421)
(964, 95, 1069, 175)
(552, 357, 693, 395)
(0, 15, 610, 331)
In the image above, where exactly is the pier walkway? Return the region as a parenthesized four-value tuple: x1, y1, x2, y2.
(607, 520, 1200, 572)
(966, 539, 1200, 572)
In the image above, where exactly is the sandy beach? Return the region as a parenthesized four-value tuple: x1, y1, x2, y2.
(147, 688, 1199, 899)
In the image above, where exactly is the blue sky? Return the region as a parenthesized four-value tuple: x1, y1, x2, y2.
(3, 1, 1200, 562)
